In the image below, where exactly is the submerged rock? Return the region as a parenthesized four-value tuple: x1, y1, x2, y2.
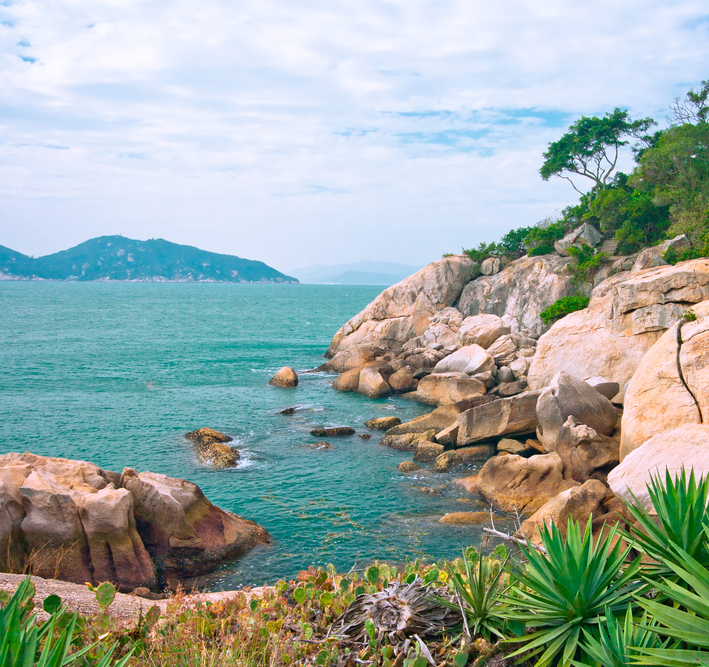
(185, 428, 239, 469)
(310, 426, 356, 437)
(398, 461, 422, 473)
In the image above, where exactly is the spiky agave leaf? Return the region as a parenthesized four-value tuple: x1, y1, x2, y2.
(329, 578, 461, 646)
(503, 518, 643, 667)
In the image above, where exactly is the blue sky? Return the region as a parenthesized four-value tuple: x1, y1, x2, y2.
(0, 0, 708, 272)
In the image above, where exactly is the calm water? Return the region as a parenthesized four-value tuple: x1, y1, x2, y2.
(0, 282, 496, 589)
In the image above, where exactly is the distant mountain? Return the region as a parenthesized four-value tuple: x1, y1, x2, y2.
(0, 236, 298, 283)
(289, 261, 423, 285)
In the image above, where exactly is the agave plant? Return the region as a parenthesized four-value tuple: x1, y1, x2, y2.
(503, 518, 643, 667)
(632, 532, 709, 666)
(0, 576, 134, 667)
(436, 546, 511, 643)
(621, 467, 709, 581)
(572, 605, 667, 667)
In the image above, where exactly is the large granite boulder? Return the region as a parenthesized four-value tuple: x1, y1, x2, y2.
(477, 452, 579, 513)
(536, 372, 618, 452)
(458, 255, 576, 337)
(357, 365, 393, 398)
(268, 367, 298, 388)
(432, 344, 494, 375)
(609, 424, 709, 513)
(551, 417, 620, 482)
(520, 479, 608, 544)
(620, 301, 709, 460)
(0, 453, 268, 591)
(457, 391, 542, 446)
(386, 397, 496, 436)
(455, 314, 511, 349)
(414, 373, 486, 406)
(554, 223, 602, 257)
(631, 235, 690, 273)
(325, 255, 478, 368)
(528, 259, 709, 403)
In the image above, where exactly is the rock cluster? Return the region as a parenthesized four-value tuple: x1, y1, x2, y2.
(0, 453, 269, 592)
(185, 428, 239, 469)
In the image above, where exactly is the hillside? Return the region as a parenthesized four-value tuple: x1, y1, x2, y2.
(0, 236, 298, 283)
(289, 260, 422, 285)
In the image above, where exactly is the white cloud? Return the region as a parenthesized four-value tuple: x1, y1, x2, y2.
(0, 0, 707, 270)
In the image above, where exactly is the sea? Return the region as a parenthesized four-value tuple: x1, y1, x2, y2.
(0, 282, 500, 590)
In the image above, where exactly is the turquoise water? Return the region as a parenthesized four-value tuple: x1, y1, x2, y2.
(0, 282, 494, 589)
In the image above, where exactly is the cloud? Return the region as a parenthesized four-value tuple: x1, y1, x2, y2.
(0, 0, 707, 270)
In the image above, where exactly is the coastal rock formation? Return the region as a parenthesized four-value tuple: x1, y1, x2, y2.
(620, 300, 709, 460)
(458, 255, 575, 337)
(413, 373, 486, 406)
(631, 234, 690, 272)
(432, 445, 495, 473)
(0, 453, 268, 591)
(325, 255, 478, 368)
(432, 344, 494, 375)
(364, 416, 402, 430)
(609, 424, 709, 512)
(185, 428, 239, 469)
(455, 314, 510, 349)
(554, 223, 602, 257)
(268, 367, 299, 388)
(528, 259, 709, 402)
(476, 451, 579, 513)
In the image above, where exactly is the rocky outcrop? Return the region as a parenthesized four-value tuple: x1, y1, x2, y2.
(631, 235, 690, 272)
(528, 259, 709, 402)
(0, 453, 268, 591)
(268, 367, 298, 387)
(458, 255, 575, 337)
(185, 428, 239, 469)
(476, 452, 579, 513)
(325, 255, 478, 368)
(609, 424, 709, 512)
(620, 300, 709, 460)
(457, 391, 542, 445)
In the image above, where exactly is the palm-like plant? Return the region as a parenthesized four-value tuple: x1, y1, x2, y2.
(503, 518, 643, 667)
(621, 467, 709, 580)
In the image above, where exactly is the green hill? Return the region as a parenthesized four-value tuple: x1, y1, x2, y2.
(0, 236, 297, 283)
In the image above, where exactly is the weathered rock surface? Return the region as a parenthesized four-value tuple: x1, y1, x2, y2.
(609, 424, 709, 512)
(325, 255, 478, 367)
(433, 344, 495, 375)
(458, 255, 575, 337)
(364, 416, 402, 430)
(414, 373, 486, 406)
(0, 453, 268, 591)
(380, 430, 437, 452)
(185, 428, 239, 469)
(413, 442, 445, 462)
(554, 223, 602, 256)
(536, 372, 618, 451)
(439, 511, 493, 525)
(620, 301, 709, 460)
(357, 365, 394, 398)
(528, 259, 709, 402)
(477, 452, 579, 513)
(455, 314, 511, 349)
(432, 445, 496, 473)
(268, 367, 299, 388)
(520, 479, 608, 544)
(388, 367, 414, 392)
(397, 461, 422, 473)
(551, 417, 620, 482)
(332, 368, 361, 392)
(631, 235, 690, 273)
(454, 474, 478, 494)
(385, 399, 494, 436)
(458, 391, 542, 446)
(310, 427, 356, 437)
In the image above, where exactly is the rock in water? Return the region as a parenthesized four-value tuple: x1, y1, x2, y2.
(185, 428, 239, 469)
(310, 426, 356, 437)
(398, 461, 421, 473)
(0, 452, 269, 591)
(364, 416, 402, 430)
(269, 366, 299, 387)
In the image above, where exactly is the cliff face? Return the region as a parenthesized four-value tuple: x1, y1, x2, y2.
(0, 236, 298, 283)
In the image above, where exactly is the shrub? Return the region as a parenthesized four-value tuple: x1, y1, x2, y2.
(462, 242, 497, 264)
(525, 220, 568, 256)
(567, 245, 608, 285)
(539, 294, 590, 325)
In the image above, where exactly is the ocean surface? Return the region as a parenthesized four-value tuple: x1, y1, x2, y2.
(0, 282, 500, 590)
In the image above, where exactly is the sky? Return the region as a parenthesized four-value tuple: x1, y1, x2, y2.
(0, 1, 708, 273)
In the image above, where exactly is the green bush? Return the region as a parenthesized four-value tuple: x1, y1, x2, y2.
(540, 294, 590, 325)
(567, 245, 608, 285)
(525, 220, 568, 256)
(461, 242, 497, 264)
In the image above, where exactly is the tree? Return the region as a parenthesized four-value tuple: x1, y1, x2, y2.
(540, 108, 655, 194)
(670, 79, 709, 125)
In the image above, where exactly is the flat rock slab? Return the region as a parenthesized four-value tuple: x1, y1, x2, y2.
(310, 427, 356, 437)
(364, 416, 402, 430)
(457, 391, 542, 445)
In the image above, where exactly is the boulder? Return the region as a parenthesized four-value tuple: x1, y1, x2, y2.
(455, 314, 511, 349)
(268, 367, 298, 388)
(609, 424, 709, 513)
(439, 511, 493, 525)
(554, 223, 603, 256)
(332, 367, 361, 392)
(432, 445, 496, 473)
(509, 356, 530, 380)
(121, 469, 269, 582)
(413, 442, 446, 462)
(458, 391, 542, 446)
(497, 438, 536, 456)
(416, 307, 464, 349)
(520, 479, 608, 545)
(631, 235, 690, 272)
(325, 346, 379, 373)
(552, 416, 620, 482)
(497, 380, 527, 397)
(477, 452, 579, 513)
(414, 373, 486, 406)
(497, 366, 515, 383)
(325, 256, 479, 366)
(364, 416, 402, 430)
(185, 428, 233, 444)
(398, 461, 422, 473)
(381, 430, 437, 452)
(310, 427, 356, 437)
(385, 400, 494, 436)
(388, 367, 414, 392)
(529, 260, 709, 402)
(458, 255, 576, 337)
(536, 372, 618, 452)
(472, 370, 495, 389)
(621, 302, 709, 460)
(454, 474, 479, 494)
(184, 428, 239, 469)
(435, 422, 459, 446)
(432, 344, 495, 375)
(481, 257, 501, 276)
(357, 365, 393, 398)
(486, 335, 518, 367)
(586, 377, 620, 401)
